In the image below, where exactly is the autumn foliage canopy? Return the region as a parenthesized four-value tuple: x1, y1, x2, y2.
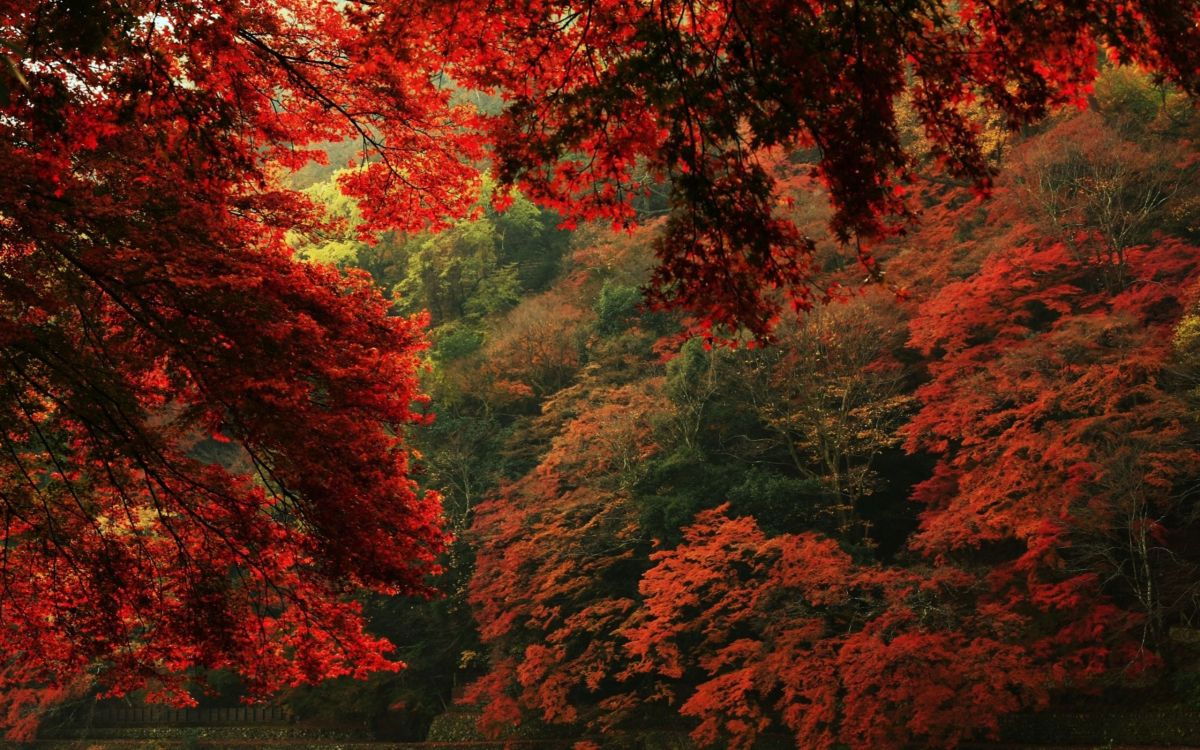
(1, 0, 1200, 745)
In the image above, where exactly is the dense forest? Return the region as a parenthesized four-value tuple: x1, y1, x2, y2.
(274, 71, 1200, 749)
(2, 1, 1200, 749)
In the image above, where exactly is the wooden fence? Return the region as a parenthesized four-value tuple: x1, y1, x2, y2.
(84, 705, 288, 726)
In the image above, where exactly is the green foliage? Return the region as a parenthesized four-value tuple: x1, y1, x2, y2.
(464, 264, 522, 319)
(489, 189, 571, 291)
(294, 172, 568, 327)
(432, 322, 485, 363)
(384, 185, 565, 324)
(1093, 65, 1164, 132)
(392, 220, 510, 323)
(725, 468, 829, 536)
(634, 445, 743, 545)
(594, 281, 643, 335)
(290, 169, 410, 282)
(665, 338, 712, 401)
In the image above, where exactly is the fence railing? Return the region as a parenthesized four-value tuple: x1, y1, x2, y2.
(82, 704, 289, 726)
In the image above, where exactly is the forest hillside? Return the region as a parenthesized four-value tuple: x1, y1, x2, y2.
(3, 1, 1200, 748)
(275, 67, 1200, 750)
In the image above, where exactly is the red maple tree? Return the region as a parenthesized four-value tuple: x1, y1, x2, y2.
(0, 0, 474, 731)
(371, 0, 1200, 335)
